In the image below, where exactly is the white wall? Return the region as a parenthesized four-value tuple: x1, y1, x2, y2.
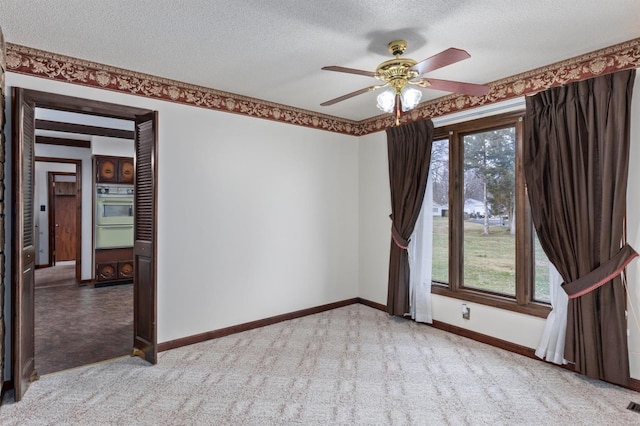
(357, 75, 640, 379)
(358, 131, 391, 305)
(155, 105, 359, 342)
(4, 73, 360, 357)
(92, 136, 134, 157)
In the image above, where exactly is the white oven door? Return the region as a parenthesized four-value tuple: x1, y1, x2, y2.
(95, 224, 134, 249)
(97, 197, 134, 226)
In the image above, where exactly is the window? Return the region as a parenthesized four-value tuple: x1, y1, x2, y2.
(430, 112, 550, 317)
(462, 127, 516, 296)
(431, 138, 449, 284)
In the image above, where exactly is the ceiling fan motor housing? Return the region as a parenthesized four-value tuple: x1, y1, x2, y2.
(375, 40, 419, 93)
(375, 58, 418, 92)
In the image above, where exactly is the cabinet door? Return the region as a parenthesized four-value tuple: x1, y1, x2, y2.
(119, 158, 134, 184)
(118, 261, 134, 279)
(97, 157, 118, 183)
(96, 262, 118, 281)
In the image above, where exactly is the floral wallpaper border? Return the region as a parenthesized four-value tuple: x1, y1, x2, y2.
(359, 38, 640, 133)
(6, 38, 640, 136)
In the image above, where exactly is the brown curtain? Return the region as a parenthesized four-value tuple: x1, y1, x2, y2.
(523, 69, 637, 386)
(386, 119, 434, 316)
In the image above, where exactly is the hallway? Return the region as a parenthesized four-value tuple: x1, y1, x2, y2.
(35, 264, 132, 375)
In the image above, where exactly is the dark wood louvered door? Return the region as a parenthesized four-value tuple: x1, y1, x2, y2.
(132, 112, 158, 364)
(10, 88, 157, 400)
(12, 87, 37, 402)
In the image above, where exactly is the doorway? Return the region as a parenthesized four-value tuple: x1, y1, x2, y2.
(34, 160, 83, 283)
(31, 157, 129, 376)
(11, 88, 158, 402)
(49, 172, 77, 264)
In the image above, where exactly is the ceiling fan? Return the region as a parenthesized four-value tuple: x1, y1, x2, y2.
(320, 40, 489, 121)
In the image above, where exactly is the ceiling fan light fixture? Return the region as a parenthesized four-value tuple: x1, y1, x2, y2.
(401, 86, 422, 111)
(321, 40, 487, 119)
(376, 89, 396, 113)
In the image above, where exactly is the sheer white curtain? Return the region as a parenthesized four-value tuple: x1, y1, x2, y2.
(408, 172, 433, 323)
(535, 263, 568, 364)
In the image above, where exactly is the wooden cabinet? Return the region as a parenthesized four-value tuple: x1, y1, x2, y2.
(119, 158, 134, 183)
(96, 262, 118, 281)
(96, 155, 134, 184)
(96, 156, 118, 183)
(118, 261, 134, 279)
(94, 157, 134, 284)
(95, 248, 133, 283)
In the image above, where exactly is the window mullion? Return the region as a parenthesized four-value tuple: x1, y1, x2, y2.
(515, 117, 531, 305)
(449, 130, 463, 292)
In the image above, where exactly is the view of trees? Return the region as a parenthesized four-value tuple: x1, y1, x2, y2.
(463, 127, 516, 235)
(430, 139, 449, 207)
(428, 120, 549, 301)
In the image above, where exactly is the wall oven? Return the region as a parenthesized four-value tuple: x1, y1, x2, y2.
(95, 184, 134, 249)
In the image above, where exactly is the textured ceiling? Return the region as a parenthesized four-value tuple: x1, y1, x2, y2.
(1, 0, 640, 121)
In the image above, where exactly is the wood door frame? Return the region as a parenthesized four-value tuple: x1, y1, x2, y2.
(10, 88, 157, 400)
(44, 169, 80, 273)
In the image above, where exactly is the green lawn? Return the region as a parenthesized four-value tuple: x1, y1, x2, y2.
(431, 217, 551, 302)
(431, 217, 449, 283)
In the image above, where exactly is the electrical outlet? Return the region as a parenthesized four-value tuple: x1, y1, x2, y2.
(461, 304, 471, 320)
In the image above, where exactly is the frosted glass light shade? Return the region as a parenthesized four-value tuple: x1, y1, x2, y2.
(376, 89, 396, 113)
(401, 86, 422, 111)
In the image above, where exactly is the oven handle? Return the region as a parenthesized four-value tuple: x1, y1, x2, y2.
(96, 224, 134, 228)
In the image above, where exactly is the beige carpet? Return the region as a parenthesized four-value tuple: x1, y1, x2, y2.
(1, 304, 639, 425)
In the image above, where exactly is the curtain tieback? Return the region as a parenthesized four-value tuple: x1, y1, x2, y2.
(562, 244, 638, 299)
(389, 215, 409, 249)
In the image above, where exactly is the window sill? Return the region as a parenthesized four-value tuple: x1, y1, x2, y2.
(431, 285, 552, 318)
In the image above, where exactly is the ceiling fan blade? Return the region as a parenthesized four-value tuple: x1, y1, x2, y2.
(321, 66, 377, 78)
(416, 78, 490, 97)
(321, 85, 382, 106)
(410, 48, 471, 76)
